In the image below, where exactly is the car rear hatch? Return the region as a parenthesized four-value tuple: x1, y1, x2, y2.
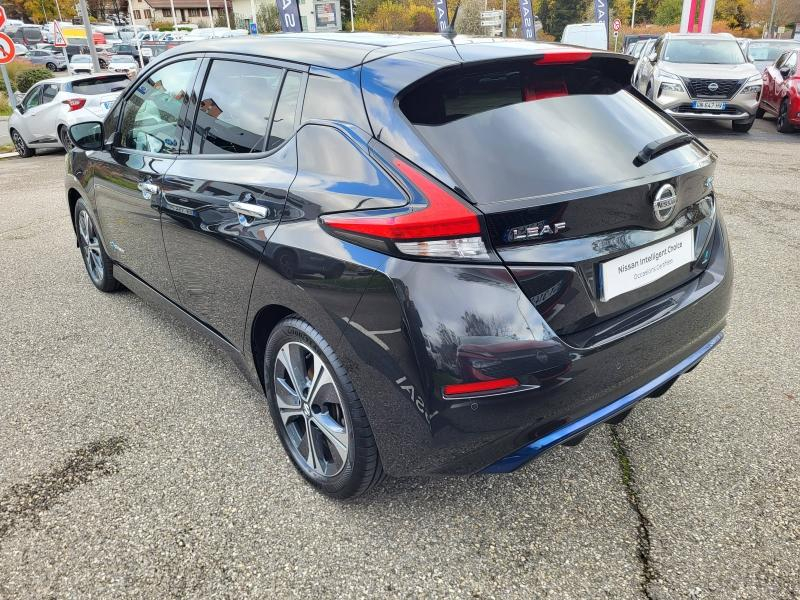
(384, 48, 718, 345)
(67, 75, 128, 117)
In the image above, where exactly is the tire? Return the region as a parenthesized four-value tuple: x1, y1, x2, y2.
(10, 129, 34, 158)
(755, 106, 765, 119)
(732, 119, 754, 133)
(264, 317, 384, 499)
(73, 199, 120, 293)
(59, 126, 73, 151)
(776, 99, 794, 133)
(46, 61, 57, 71)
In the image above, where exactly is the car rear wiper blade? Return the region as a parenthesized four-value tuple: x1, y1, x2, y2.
(634, 132, 696, 166)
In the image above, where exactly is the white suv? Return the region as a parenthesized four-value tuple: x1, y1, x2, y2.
(8, 74, 130, 157)
(635, 33, 762, 132)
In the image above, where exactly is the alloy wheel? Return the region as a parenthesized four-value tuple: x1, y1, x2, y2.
(60, 128, 73, 151)
(12, 131, 26, 157)
(273, 341, 349, 477)
(78, 209, 104, 283)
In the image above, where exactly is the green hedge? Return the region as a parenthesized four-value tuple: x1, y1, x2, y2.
(15, 68, 53, 93)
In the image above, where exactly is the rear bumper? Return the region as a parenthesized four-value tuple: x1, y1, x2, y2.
(343, 216, 732, 477)
(484, 332, 723, 473)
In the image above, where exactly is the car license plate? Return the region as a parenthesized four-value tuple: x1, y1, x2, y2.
(692, 100, 726, 110)
(599, 230, 694, 301)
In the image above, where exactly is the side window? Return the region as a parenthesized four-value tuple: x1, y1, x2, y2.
(192, 60, 282, 154)
(41, 84, 59, 104)
(267, 71, 303, 150)
(23, 86, 43, 110)
(653, 38, 663, 58)
(775, 52, 789, 68)
(786, 52, 797, 72)
(118, 59, 198, 154)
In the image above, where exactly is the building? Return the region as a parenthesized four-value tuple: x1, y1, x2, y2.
(129, 0, 232, 26)
(229, 0, 341, 32)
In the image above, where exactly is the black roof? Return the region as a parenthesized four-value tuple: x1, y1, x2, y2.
(165, 33, 575, 70)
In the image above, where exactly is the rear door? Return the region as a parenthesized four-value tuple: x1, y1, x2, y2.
(92, 57, 202, 300)
(160, 56, 305, 347)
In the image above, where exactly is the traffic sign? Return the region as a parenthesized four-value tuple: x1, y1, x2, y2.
(249, 22, 258, 34)
(53, 21, 67, 47)
(0, 32, 15, 65)
(612, 18, 621, 32)
(0, 6, 7, 30)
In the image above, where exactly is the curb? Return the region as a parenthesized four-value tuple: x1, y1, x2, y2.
(0, 152, 18, 160)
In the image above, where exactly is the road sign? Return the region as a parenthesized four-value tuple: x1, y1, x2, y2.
(0, 6, 7, 29)
(613, 18, 621, 32)
(249, 22, 258, 34)
(613, 30, 619, 37)
(480, 10, 503, 28)
(53, 20, 67, 47)
(0, 33, 15, 65)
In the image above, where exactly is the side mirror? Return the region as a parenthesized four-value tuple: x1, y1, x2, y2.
(779, 67, 791, 78)
(69, 121, 105, 151)
(647, 51, 657, 63)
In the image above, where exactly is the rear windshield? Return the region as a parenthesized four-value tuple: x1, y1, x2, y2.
(400, 59, 703, 204)
(71, 76, 129, 95)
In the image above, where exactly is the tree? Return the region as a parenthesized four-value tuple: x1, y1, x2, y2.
(9, 0, 76, 24)
(548, 0, 585, 38)
(654, 0, 683, 25)
(256, 3, 280, 32)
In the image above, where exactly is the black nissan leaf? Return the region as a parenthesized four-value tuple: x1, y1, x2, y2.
(65, 34, 732, 498)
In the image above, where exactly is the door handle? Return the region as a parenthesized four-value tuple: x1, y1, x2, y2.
(137, 181, 160, 200)
(229, 201, 268, 220)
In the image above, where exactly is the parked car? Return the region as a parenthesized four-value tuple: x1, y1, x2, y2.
(9, 73, 128, 157)
(561, 23, 607, 50)
(758, 47, 799, 132)
(107, 53, 139, 74)
(635, 32, 762, 132)
(65, 34, 731, 498)
(26, 48, 68, 71)
(69, 54, 95, 74)
(623, 34, 659, 54)
(628, 40, 645, 57)
(632, 38, 657, 87)
(9, 25, 43, 47)
(13, 42, 28, 56)
(742, 39, 800, 73)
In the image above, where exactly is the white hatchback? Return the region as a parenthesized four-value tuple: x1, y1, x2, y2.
(8, 74, 130, 157)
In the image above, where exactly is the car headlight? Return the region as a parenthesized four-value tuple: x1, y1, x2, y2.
(740, 75, 762, 95)
(660, 80, 684, 93)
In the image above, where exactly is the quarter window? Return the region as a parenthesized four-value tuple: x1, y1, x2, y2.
(118, 59, 198, 154)
(41, 84, 59, 104)
(192, 60, 282, 154)
(267, 71, 302, 150)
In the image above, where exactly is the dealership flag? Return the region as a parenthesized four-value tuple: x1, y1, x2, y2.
(593, 0, 609, 41)
(518, 0, 535, 39)
(276, 0, 302, 32)
(434, 0, 449, 33)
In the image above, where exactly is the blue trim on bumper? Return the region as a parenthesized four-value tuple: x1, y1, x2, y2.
(483, 332, 724, 473)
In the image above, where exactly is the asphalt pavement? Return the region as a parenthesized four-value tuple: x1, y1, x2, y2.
(0, 117, 798, 599)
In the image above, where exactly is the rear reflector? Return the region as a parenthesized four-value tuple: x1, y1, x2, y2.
(321, 158, 480, 241)
(535, 50, 593, 65)
(444, 377, 520, 396)
(63, 98, 87, 111)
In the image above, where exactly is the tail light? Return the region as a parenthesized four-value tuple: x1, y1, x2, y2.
(320, 158, 492, 260)
(443, 377, 520, 397)
(534, 50, 593, 65)
(63, 98, 86, 112)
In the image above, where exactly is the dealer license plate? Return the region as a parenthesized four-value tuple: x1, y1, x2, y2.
(692, 100, 726, 110)
(599, 230, 695, 301)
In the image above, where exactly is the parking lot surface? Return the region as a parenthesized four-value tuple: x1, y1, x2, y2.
(0, 118, 798, 599)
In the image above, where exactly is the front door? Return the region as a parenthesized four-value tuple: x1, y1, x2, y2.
(92, 57, 202, 301)
(161, 58, 304, 347)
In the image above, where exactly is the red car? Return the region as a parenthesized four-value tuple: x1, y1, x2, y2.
(759, 48, 800, 133)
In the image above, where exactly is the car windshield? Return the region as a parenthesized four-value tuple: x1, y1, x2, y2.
(748, 42, 800, 61)
(72, 55, 92, 63)
(664, 39, 745, 64)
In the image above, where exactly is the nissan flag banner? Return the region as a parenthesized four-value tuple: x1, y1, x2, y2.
(276, 0, 302, 32)
(434, 0, 449, 33)
(518, 0, 535, 39)
(593, 0, 609, 40)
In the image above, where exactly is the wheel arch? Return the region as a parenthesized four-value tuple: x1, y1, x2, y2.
(250, 303, 296, 390)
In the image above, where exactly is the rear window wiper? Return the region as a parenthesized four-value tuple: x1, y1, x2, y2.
(634, 132, 696, 166)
